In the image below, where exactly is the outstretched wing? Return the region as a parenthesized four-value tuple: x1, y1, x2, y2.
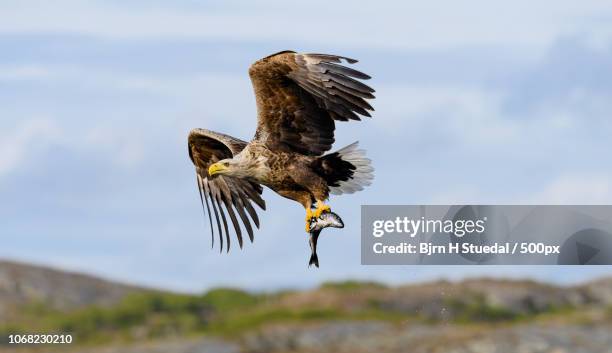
(188, 128, 266, 252)
(249, 51, 375, 156)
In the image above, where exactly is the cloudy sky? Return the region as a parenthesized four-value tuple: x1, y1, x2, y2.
(2, 0, 612, 292)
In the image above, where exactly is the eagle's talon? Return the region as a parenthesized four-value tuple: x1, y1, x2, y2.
(305, 208, 313, 220)
(313, 202, 331, 218)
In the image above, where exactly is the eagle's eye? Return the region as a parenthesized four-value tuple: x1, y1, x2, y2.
(223, 162, 230, 167)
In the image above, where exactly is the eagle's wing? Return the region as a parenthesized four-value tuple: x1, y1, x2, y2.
(188, 128, 266, 252)
(249, 51, 375, 156)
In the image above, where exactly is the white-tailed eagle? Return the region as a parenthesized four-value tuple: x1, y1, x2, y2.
(188, 51, 374, 251)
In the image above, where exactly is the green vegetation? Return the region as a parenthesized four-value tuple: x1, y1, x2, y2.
(1, 291, 214, 344)
(202, 288, 260, 311)
(0, 282, 588, 346)
(446, 299, 520, 323)
(0, 285, 406, 344)
(320, 280, 387, 291)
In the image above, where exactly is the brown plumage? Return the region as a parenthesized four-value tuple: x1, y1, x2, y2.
(188, 51, 375, 252)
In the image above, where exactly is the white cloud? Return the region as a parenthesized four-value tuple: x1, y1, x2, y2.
(374, 84, 517, 144)
(1, 0, 612, 52)
(0, 64, 247, 98)
(83, 126, 147, 167)
(0, 65, 53, 81)
(0, 118, 61, 177)
(529, 175, 612, 204)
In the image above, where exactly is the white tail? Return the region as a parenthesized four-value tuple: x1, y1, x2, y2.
(328, 142, 374, 195)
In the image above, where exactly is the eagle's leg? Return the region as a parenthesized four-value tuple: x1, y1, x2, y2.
(305, 208, 314, 232)
(313, 200, 331, 218)
(304, 198, 316, 232)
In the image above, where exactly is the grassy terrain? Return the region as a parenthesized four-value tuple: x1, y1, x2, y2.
(0, 280, 593, 346)
(0, 285, 408, 345)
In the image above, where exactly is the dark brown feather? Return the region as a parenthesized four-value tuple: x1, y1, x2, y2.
(249, 52, 374, 156)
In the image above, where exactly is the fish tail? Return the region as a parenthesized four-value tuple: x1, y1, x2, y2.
(309, 253, 319, 268)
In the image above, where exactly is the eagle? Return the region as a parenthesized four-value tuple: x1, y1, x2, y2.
(188, 51, 375, 252)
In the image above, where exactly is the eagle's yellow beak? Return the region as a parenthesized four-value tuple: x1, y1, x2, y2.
(208, 162, 226, 176)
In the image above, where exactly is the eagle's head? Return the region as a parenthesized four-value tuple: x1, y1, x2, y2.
(208, 159, 233, 176)
(208, 150, 269, 181)
(208, 158, 253, 178)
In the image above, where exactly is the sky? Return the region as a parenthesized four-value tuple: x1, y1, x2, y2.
(2, 0, 612, 292)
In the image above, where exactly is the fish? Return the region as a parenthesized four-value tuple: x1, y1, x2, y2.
(308, 211, 344, 268)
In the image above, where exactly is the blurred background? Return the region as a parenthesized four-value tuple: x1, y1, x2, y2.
(2, 1, 612, 352)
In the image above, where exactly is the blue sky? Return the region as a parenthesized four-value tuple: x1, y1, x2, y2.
(2, 0, 612, 292)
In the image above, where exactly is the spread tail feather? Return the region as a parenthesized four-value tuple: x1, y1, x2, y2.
(315, 142, 374, 196)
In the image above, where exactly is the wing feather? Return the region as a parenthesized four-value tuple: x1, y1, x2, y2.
(243, 197, 260, 228)
(197, 174, 215, 248)
(205, 179, 224, 253)
(213, 190, 231, 252)
(325, 72, 375, 95)
(233, 196, 255, 242)
(317, 62, 371, 80)
(249, 51, 375, 156)
(188, 128, 266, 252)
(217, 177, 243, 249)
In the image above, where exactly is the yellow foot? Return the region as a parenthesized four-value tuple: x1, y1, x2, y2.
(313, 202, 331, 218)
(305, 208, 314, 232)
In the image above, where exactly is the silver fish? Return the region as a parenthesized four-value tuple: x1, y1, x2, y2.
(308, 211, 344, 268)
